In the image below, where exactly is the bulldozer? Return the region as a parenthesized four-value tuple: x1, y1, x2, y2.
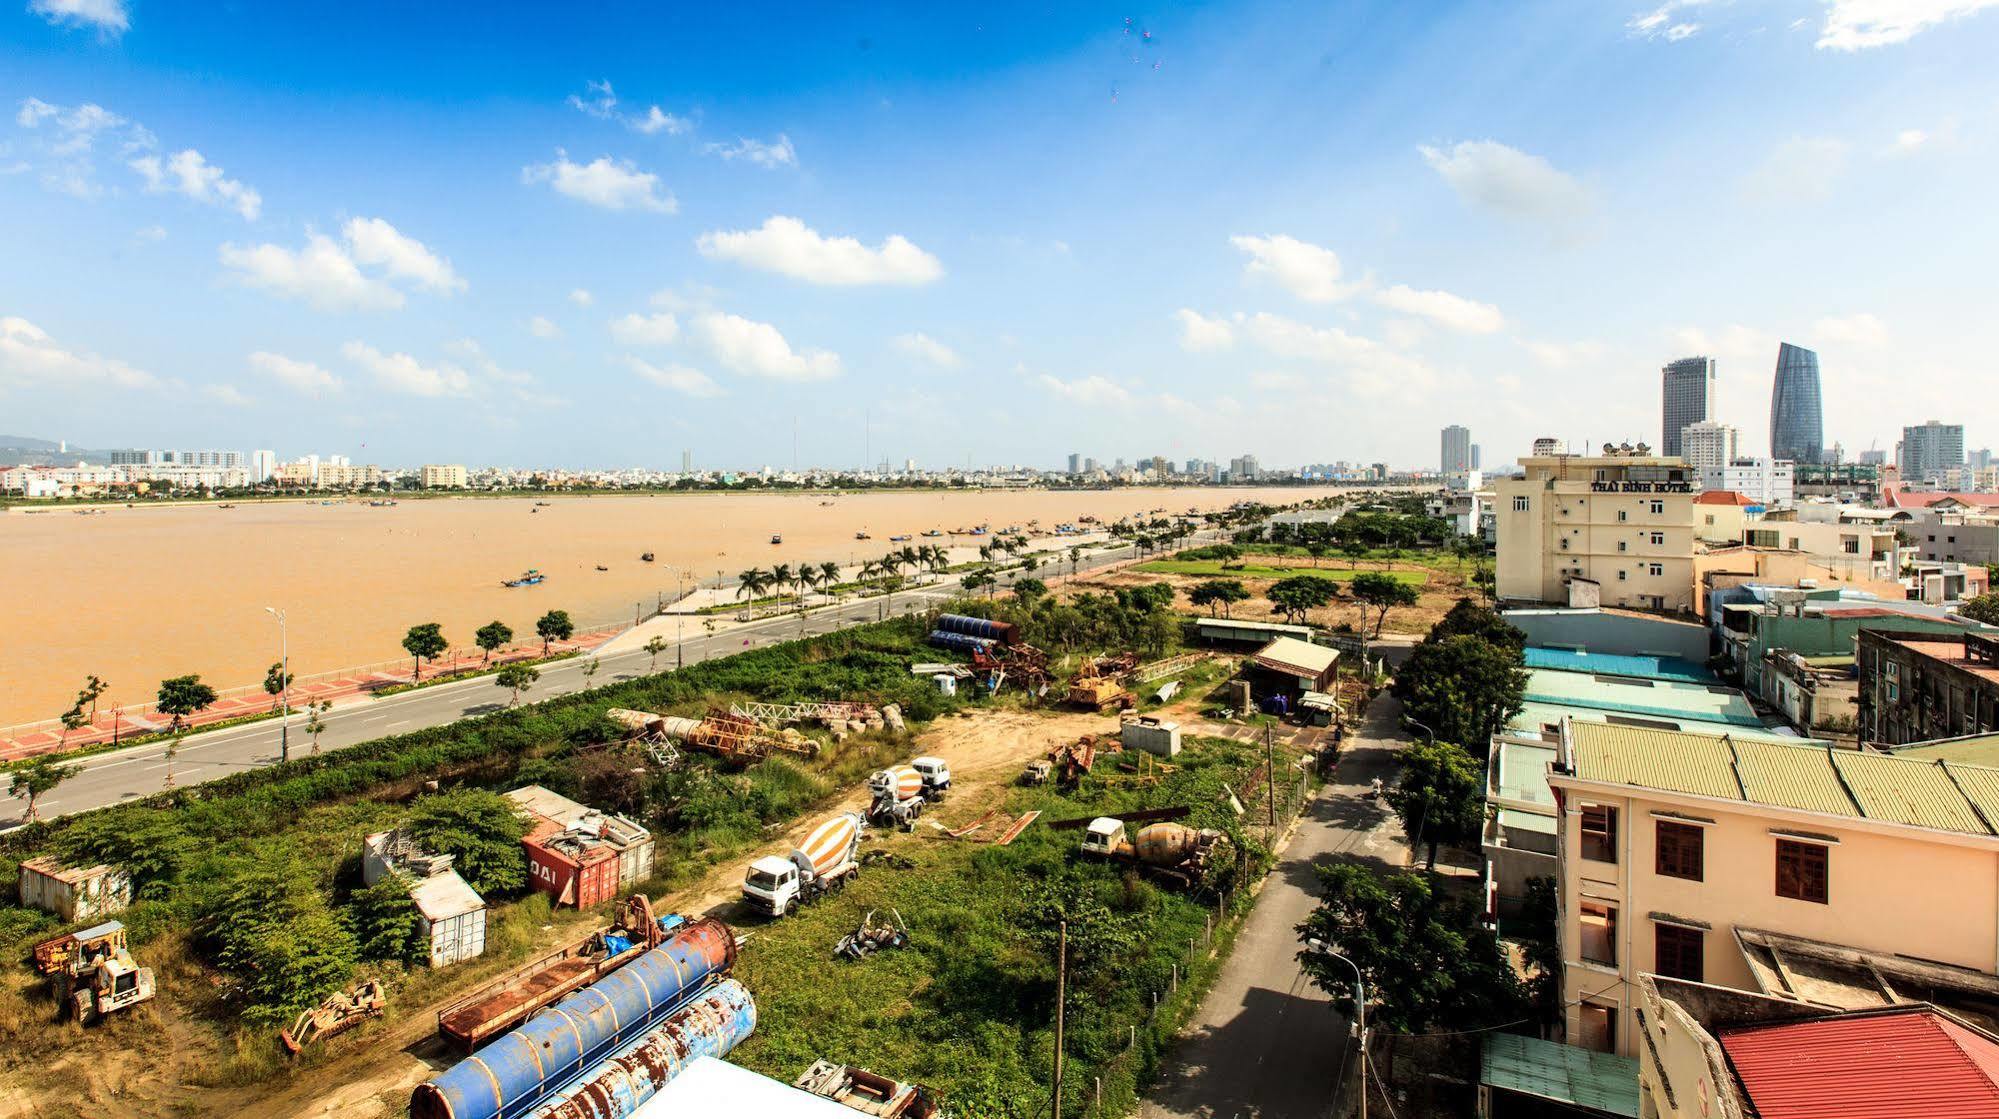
(33, 920, 155, 1024)
(280, 978, 387, 1055)
(1066, 655, 1138, 712)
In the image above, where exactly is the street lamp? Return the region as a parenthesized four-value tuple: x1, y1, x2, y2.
(1403, 717, 1437, 746)
(263, 606, 290, 763)
(1305, 938, 1368, 1119)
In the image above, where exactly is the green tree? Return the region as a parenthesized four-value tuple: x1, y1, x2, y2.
(1188, 578, 1250, 618)
(1306, 542, 1329, 567)
(56, 810, 194, 899)
(1013, 577, 1048, 605)
(1392, 634, 1528, 755)
(1427, 598, 1525, 651)
(1386, 740, 1486, 869)
(1351, 572, 1421, 638)
(401, 623, 448, 683)
(79, 674, 109, 720)
(496, 663, 539, 705)
(1341, 539, 1367, 570)
(162, 732, 185, 788)
(9, 756, 79, 823)
(406, 789, 531, 895)
(59, 704, 89, 747)
(155, 673, 218, 733)
(475, 620, 514, 664)
(262, 661, 292, 712)
(1297, 865, 1526, 1065)
(644, 635, 668, 671)
(534, 609, 575, 656)
(1267, 574, 1340, 625)
(961, 568, 996, 599)
(1961, 592, 1999, 626)
(303, 698, 332, 755)
(350, 874, 426, 965)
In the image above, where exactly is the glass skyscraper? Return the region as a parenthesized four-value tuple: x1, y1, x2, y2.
(1769, 343, 1824, 464)
(1660, 356, 1716, 458)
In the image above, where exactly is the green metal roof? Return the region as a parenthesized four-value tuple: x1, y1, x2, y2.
(1497, 807, 1558, 835)
(1482, 1033, 1640, 1118)
(1523, 669, 1764, 728)
(1509, 701, 1811, 746)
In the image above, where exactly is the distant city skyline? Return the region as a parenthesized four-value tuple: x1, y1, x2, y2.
(6, 3, 1999, 467)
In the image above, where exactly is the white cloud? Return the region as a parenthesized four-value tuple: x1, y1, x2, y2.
(568, 79, 619, 119)
(633, 106, 694, 136)
(705, 134, 797, 168)
(568, 288, 594, 307)
(893, 332, 960, 368)
(1814, 312, 1889, 348)
(202, 383, 252, 407)
(28, 0, 127, 33)
(341, 340, 471, 398)
(1418, 140, 1598, 242)
(626, 355, 725, 398)
(1627, 0, 1711, 40)
(342, 217, 465, 293)
(249, 350, 341, 394)
(1520, 338, 1608, 370)
(219, 234, 405, 311)
(1892, 128, 1931, 153)
(1743, 137, 1849, 202)
(0, 315, 155, 387)
(133, 224, 166, 243)
(13, 97, 150, 197)
(1818, 0, 1999, 49)
(695, 311, 841, 381)
(1174, 308, 1235, 351)
(528, 315, 561, 340)
(1037, 374, 1131, 407)
(1228, 234, 1356, 303)
(1243, 312, 1387, 364)
(696, 216, 943, 286)
(521, 150, 676, 213)
(610, 310, 681, 346)
(129, 149, 261, 220)
(1373, 285, 1504, 334)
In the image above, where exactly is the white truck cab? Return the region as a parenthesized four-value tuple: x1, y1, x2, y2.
(743, 855, 801, 917)
(911, 756, 951, 798)
(1081, 817, 1124, 857)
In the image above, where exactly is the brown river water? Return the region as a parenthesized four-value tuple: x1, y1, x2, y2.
(0, 486, 1336, 726)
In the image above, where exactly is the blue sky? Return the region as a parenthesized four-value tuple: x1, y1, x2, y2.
(4, 0, 1998, 471)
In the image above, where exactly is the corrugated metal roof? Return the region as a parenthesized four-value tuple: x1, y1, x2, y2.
(1730, 739, 1854, 817)
(1900, 734, 1999, 767)
(1721, 1008, 1999, 1119)
(1833, 750, 1991, 834)
(1567, 723, 1743, 800)
(1480, 1033, 1640, 1117)
(1522, 646, 1718, 683)
(1252, 636, 1338, 677)
(1523, 669, 1762, 726)
(1943, 763, 1999, 832)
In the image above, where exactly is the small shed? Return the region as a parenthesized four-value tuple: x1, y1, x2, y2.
(17, 856, 133, 923)
(1194, 617, 1314, 648)
(410, 870, 487, 968)
(1478, 1033, 1638, 1118)
(1120, 715, 1182, 757)
(1247, 637, 1340, 700)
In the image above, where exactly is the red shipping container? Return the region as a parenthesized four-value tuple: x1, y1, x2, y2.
(523, 827, 621, 909)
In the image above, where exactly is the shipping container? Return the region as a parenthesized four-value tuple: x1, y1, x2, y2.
(525, 822, 623, 909)
(17, 857, 132, 923)
(507, 786, 656, 889)
(411, 871, 487, 968)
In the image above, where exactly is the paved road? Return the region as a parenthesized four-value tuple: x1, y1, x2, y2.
(5, 532, 1220, 828)
(1140, 696, 1412, 1119)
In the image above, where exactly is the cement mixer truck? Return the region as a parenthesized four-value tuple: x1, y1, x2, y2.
(1080, 818, 1227, 889)
(743, 811, 865, 918)
(867, 765, 927, 828)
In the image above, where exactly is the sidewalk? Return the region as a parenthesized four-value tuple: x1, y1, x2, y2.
(0, 624, 622, 761)
(1139, 696, 1414, 1119)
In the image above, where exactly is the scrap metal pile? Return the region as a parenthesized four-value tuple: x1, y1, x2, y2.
(835, 909, 911, 961)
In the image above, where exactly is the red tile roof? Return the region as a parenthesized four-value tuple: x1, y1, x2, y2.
(1695, 490, 1758, 506)
(1882, 486, 1999, 510)
(1721, 1008, 1999, 1119)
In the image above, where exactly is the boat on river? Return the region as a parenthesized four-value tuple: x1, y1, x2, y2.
(502, 568, 545, 588)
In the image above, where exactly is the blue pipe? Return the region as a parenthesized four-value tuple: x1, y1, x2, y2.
(527, 979, 756, 1119)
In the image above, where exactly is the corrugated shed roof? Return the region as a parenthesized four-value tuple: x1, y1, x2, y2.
(1730, 739, 1854, 817)
(1251, 636, 1339, 677)
(1833, 750, 1991, 834)
(1900, 733, 1999, 766)
(1522, 646, 1718, 684)
(1481, 1033, 1640, 1118)
(1567, 723, 1743, 800)
(1720, 1008, 1999, 1119)
(1943, 763, 1999, 830)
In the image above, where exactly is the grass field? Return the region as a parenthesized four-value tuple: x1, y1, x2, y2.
(1135, 559, 1430, 583)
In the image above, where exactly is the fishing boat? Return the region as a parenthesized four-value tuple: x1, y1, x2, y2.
(640, 552, 655, 562)
(217, 503, 236, 509)
(535, 501, 552, 507)
(369, 499, 398, 507)
(922, 529, 943, 537)
(770, 533, 783, 545)
(889, 534, 912, 542)
(854, 531, 871, 540)
(502, 568, 545, 588)
(595, 565, 609, 572)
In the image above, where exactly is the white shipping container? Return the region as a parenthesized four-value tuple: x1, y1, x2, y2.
(411, 871, 487, 968)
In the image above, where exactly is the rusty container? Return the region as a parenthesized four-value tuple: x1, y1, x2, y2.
(410, 917, 736, 1119)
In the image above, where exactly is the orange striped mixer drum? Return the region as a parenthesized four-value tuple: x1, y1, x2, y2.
(796, 812, 863, 879)
(869, 765, 924, 803)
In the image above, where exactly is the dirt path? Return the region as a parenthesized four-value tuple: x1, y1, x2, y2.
(266, 704, 1137, 1118)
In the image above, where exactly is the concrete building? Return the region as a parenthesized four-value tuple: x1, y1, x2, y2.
(1692, 490, 1758, 545)
(1442, 424, 1473, 474)
(1660, 357, 1715, 458)
(1066, 452, 1081, 475)
(1547, 719, 1999, 1057)
(1716, 590, 1970, 697)
(1532, 437, 1568, 457)
(1859, 630, 1999, 746)
(250, 449, 276, 483)
(1679, 421, 1736, 476)
(1494, 448, 1698, 613)
(1911, 507, 1999, 567)
(1699, 458, 1794, 508)
(1900, 420, 1965, 483)
(420, 463, 468, 489)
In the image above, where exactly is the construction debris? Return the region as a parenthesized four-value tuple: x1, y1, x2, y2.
(1067, 654, 1140, 711)
(608, 707, 819, 766)
(1020, 759, 1053, 786)
(835, 909, 911, 960)
(994, 811, 1041, 846)
(859, 850, 915, 870)
(947, 808, 1003, 837)
(795, 1060, 942, 1118)
(281, 978, 386, 1055)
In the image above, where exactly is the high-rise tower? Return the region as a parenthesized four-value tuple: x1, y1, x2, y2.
(1769, 343, 1824, 464)
(1660, 357, 1716, 458)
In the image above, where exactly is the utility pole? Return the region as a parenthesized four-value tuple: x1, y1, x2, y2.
(1053, 919, 1067, 1119)
(1265, 723, 1277, 841)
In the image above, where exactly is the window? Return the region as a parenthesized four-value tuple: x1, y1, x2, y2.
(1887, 682, 1900, 701)
(1705, 514, 1716, 526)
(1647, 563, 1665, 577)
(1655, 821, 1704, 881)
(1649, 500, 1665, 515)
(1580, 805, 1617, 862)
(1649, 532, 1666, 546)
(1887, 662, 1901, 680)
(1618, 570, 1627, 581)
(1618, 509, 1629, 522)
(1618, 540, 1628, 552)
(1513, 496, 1530, 512)
(1580, 902, 1617, 965)
(1654, 924, 1705, 982)
(1578, 1002, 1616, 1054)
(1776, 839, 1829, 903)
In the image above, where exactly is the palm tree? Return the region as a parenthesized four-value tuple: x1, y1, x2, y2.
(770, 563, 795, 604)
(818, 561, 840, 599)
(736, 568, 769, 613)
(1069, 545, 1084, 578)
